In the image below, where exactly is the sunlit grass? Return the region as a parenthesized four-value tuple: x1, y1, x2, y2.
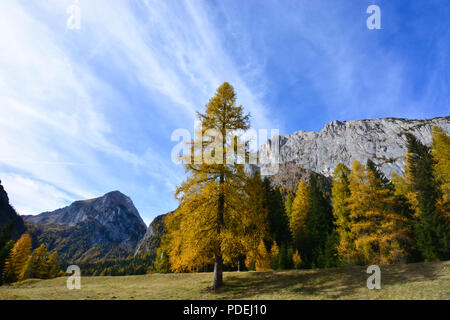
(0, 261, 448, 300)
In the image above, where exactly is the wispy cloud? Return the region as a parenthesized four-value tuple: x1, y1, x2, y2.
(0, 0, 273, 221)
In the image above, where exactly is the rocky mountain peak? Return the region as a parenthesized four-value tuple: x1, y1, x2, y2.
(263, 116, 449, 179)
(23, 191, 147, 263)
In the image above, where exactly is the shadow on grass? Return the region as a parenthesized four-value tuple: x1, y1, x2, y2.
(217, 262, 443, 299)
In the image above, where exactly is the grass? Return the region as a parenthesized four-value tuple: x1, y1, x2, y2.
(0, 261, 448, 300)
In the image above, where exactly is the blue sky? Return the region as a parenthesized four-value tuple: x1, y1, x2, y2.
(0, 0, 449, 225)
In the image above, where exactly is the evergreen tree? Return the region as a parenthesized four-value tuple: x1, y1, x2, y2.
(286, 247, 294, 269)
(154, 247, 170, 273)
(390, 171, 418, 261)
(0, 240, 14, 285)
(366, 159, 391, 188)
(391, 172, 409, 198)
(406, 133, 450, 261)
(321, 231, 341, 268)
(0, 223, 15, 284)
(285, 193, 294, 220)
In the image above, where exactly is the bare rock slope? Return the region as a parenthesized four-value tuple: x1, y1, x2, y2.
(264, 116, 449, 178)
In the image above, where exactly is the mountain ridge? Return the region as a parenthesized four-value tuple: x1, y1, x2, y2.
(0, 180, 26, 241)
(19, 115, 450, 260)
(261, 116, 450, 178)
(23, 190, 147, 263)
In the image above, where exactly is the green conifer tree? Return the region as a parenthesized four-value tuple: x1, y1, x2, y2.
(305, 174, 334, 267)
(406, 133, 450, 261)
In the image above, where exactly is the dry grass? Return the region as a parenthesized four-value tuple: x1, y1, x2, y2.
(0, 261, 448, 300)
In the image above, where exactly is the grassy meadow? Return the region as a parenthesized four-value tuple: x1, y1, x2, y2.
(0, 261, 448, 300)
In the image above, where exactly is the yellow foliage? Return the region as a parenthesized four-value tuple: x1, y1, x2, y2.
(432, 126, 450, 219)
(255, 240, 270, 271)
(270, 241, 280, 260)
(390, 171, 408, 197)
(164, 83, 268, 280)
(290, 181, 309, 239)
(292, 250, 302, 269)
(23, 244, 49, 280)
(332, 163, 354, 264)
(404, 152, 420, 217)
(3, 233, 32, 282)
(347, 161, 411, 265)
(47, 251, 61, 279)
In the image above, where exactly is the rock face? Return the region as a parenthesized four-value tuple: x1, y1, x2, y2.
(261, 117, 450, 178)
(0, 180, 26, 241)
(134, 213, 168, 256)
(23, 191, 147, 263)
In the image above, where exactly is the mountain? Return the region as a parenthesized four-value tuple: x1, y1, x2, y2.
(261, 116, 450, 179)
(17, 116, 450, 262)
(136, 116, 450, 254)
(23, 191, 147, 263)
(134, 213, 168, 256)
(0, 180, 26, 241)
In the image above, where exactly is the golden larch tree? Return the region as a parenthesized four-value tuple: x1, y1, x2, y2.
(23, 244, 50, 279)
(292, 249, 302, 269)
(348, 161, 411, 265)
(165, 82, 268, 290)
(3, 233, 32, 282)
(290, 181, 309, 246)
(331, 163, 356, 264)
(47, 251, 61, 279)
(254, 240, 271, 271)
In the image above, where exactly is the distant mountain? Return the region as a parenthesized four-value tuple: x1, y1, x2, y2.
(18, 116, 450, 262)
(23, 191, 147, 263)
(0, 180, 26, 241)
(134, 213, 168, 256)
(139, 116, 450, 254)
(260, 116, 450, 179)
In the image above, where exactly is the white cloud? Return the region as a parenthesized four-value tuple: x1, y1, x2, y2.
(0, 173, 74, 215)
(0, 1, 273, 220)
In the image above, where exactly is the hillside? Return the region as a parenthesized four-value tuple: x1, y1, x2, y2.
(0, 261, 448, 299)
(0, 180, 25, 241)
